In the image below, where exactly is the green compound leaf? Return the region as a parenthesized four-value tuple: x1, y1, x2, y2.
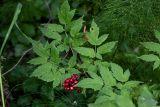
(138, 86, 158, 107)
(40, 27, 62, 41)
(87, 20, 99, 45)
(95, 52, 102, 59)
(77, 71, 103, 90)
(95, 95, 112, 104)
(68, 54, 77, 67)
(42, 24, 64, 33)
(96, 34, 108, 45)
(58, 0, 75, 25)
(116, 95, 135, 107)
(122, 81, 142, 89)
(87, 64, 98, 73)
(50, 44, 60, 64)
(74, 47, 95, 58)
(153, 60, 160, 70)
(87, 20, 109, 46)
(154, 30, 160, 42)
(110, 63, 130, 82)
(77, 77, 103, 91)
(87, 70, 100, 80)
(66, 68, 80, 75)
(139, 54, 159, 62)
(90, 20, 99, 38)
(31, 63, 56, 82)
(71, 37, 85, 47)
(97, 41, 117, 54)
(99, 86, 116, 99)
(52, 71, 62, 88)
(141, 42, 160, 54)
(88, 101, 117, 107)
(32, 40, 50, 57)
(70, 17, 84, 37)
(99, 65, 116, 87)
(28, 57, 48, 65)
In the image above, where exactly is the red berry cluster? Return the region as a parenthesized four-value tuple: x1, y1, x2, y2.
(63, 74, 79, 91)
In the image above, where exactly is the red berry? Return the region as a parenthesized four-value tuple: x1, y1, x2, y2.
(77, 89, 81, 93)
(65, 79, 70, 83)
(70, 86, 74, 90)
(71, 83, 75, 86)
(63, 74, 79, 91)
(72, 77, 77, 81)
(64, 83, 68, 87)
(70, 79, 74, 82)
(72, 74, 78, 79)
(74, 80, 78, 84)
(71, 75, 75, 78)
(64, 87, 67, 90)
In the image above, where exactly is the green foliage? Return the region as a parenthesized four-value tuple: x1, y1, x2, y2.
(68, 54, 77, 67)
(99, 65, 116, 86)
(150, 84, 160, 100)
(78, 61, 145, 107)
(27, 1, 145, 106)
(140, 30, 160, 70)
(58, 0, 75, 25)
(28, 1, 117, 88)
(97, 41, 117, 54)
(70, 17, 84, 37)
(87, 20, 100, 45)
(96, 0, 160, 43)
(31, 63, 56, 82)
(40, 24, 64, 41)
(2, 0, 160, 106)
(155, 30, 160, 42)
(28, 57, 48, 65)
(78, 77, 103, 91)
(138, 86, 158, 107)
(141, 42, 160, 54)
(0, 0, 51, 57)
(110, 63, 130, 82)
(139, 54, 159, 62)
(74, 47, 95, 58)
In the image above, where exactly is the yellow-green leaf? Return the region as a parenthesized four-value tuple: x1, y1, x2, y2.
(74, 47, 95, 58)
(31, 63, 56, 82)
(77, 78, 103, 91)
(139, 54, 159, 62)
(97, 41, 117, 54)
(28, 57, 48, 65)
(96, 34, 108, 45)
(141, 42, 160, 54)
(110, 63, 130, 82)
(99, 65, 116, 86)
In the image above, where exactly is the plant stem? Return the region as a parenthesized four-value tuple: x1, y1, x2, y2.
(0, 65, 5, 107)
(94, 45, 97, 58)
(0, 3, 22, 56)
(0, 3, 22, 107)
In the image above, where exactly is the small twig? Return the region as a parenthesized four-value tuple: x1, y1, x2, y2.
(44, 0, 52, 23)
(2, 48, 32, 76)
(63, 51, 70, 59)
